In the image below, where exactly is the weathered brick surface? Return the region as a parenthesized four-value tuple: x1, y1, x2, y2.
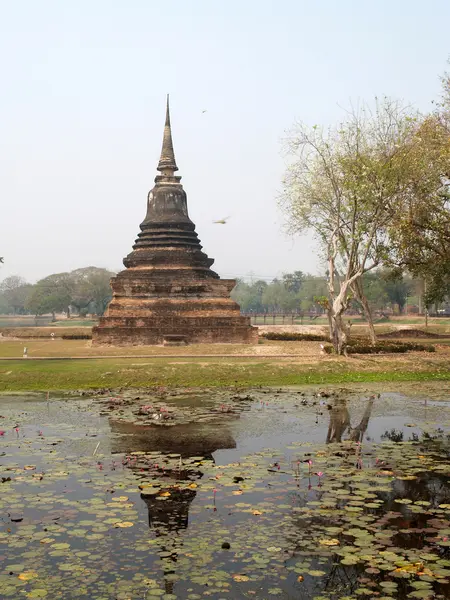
(93, 98, 256, 346)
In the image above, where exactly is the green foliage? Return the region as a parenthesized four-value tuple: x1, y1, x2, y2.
(232, 274, 331, 314)
(326, 340, 436, 354)
(260, 331, 329, 341)
(231, 279, 268, 312)
(281, 270, 304, 292)
(232, 271, 426, 316)
(0, 267, 115, 318)
(0, 276, 33, 314)
(68, 266, 115, 315)
(363, 269, 413, 313)
(385, 89, 450, 304)
(281, 84, 450, 352)
(280, 98, 423, 354)
(26, 272, 73, 317)
(0, 357, 448, 392)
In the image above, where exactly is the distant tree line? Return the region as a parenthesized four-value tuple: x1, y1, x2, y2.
(1, 265, 444, 321)
(0, 267, 115, 319)
(231, 269, 441, 316)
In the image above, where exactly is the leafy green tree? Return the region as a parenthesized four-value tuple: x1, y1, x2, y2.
(262, 280, 299, 312)
(69, 267, 115, 315)
(280, 98, 419, 353)
(0, 276, 33, 314)
(282, 271, 304, 293)
(231, 280, 268, 313)
(299, 277, 328, 312)
(386, 110, 450, 306)
(381, 270, 412, 314)
(361, 272, 387, 311)
(26, 273, 73, 320)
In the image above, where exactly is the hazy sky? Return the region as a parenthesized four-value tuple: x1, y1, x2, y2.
(1, 0, 449, 283)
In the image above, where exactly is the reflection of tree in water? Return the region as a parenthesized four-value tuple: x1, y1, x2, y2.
(111, 419, 236, 596)
(289, 404, 450, 600)
(326, 396, 374, 443)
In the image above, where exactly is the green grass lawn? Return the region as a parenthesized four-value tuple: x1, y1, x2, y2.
(1, 353, 449, 392)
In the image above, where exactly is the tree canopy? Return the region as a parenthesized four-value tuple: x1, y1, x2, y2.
(280, 89, 450, 353)
(0, 267, 115, 318)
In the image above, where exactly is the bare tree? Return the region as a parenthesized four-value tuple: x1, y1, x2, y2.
(280, 98, 419, 354)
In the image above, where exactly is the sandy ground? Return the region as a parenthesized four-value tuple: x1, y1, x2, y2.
(0, 338, 324, 358)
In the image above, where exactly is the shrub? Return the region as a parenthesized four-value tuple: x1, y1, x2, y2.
(260, 331, 436, 354)
(380, 328, 449, 339)
(332, 340, 435, 354)
(260, 332, 329, 342)
(62, 334, 92, 340)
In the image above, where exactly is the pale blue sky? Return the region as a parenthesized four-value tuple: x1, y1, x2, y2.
(1, 0, 448, 282)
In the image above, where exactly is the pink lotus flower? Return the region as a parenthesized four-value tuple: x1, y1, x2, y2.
(0, 431, 5, 436)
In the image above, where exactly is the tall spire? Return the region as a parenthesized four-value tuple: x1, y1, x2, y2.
(157, 95, 178, 174)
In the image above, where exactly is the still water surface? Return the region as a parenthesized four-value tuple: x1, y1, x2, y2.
(0, 384, 449, 599)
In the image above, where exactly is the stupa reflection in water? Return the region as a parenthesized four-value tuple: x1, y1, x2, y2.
(110, 418, 236, 594)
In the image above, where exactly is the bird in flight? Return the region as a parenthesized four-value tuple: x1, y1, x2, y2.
(202, 109, 207, 114)
(0, 257, 3, 263)
(213, 216, 231, 224)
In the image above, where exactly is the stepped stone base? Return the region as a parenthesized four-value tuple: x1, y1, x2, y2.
(92, 273, 257, 346)
(92, 322, 256, 346)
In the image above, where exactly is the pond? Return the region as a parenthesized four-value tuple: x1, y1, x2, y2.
(0, 383, 449, 599)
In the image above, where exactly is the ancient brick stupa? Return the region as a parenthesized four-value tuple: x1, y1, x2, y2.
(92, 97, 256, 346)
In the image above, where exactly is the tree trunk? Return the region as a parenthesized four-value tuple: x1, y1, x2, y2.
(326, 399, 350, 443)
(328, 286, 350, 355)
(326, 309, 333, 341)
(51, 311, 56, 322)
(348, 398, 374, 442)
(350, 279, 377, 345)
(331, 311, 348, 355)
(326, 259, 351, 355)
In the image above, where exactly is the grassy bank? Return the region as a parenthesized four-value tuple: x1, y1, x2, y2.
(0, 338, 320, 357)
(1, 353, 449, 392)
